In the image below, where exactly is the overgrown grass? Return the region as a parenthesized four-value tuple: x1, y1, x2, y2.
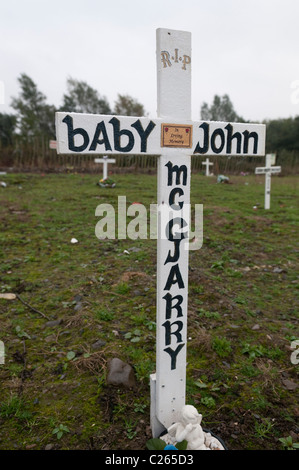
(0, 172, 298, 450)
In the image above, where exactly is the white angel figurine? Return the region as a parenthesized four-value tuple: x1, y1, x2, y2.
(167, 405, 209, 450)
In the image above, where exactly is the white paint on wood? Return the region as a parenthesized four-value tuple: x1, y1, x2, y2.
(154, 154, 191, 432)
(202, 157, 213, 176)
(255, 154, 281, 209)
(156, 29, 191, 120)
(269, 153, 276, 165)
(255, 166, 281, 174)
(56, 112, 266, 157)
(151, 28, 192, 435)
(94, 156, 116, 180)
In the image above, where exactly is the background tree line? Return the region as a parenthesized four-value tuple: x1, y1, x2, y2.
(0, 75, 298, 172)
(200, 94, 299, 154)
(0, 73, 146, 145)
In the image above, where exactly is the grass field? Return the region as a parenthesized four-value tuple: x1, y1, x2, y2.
(0, 171, 298, 450)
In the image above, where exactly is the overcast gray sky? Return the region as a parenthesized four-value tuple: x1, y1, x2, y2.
(1, 0, 299, 122)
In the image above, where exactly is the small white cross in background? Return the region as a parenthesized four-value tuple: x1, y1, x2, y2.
(202, 157, 213, 176)
(94, 156, 116, 180)
(255, 154, 281, 209)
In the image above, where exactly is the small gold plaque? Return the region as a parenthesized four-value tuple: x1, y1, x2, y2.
(161, 123, 192, 148)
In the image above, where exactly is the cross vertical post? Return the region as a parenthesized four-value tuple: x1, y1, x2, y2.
(150, 28, 192, 437)
(265, 154, 272, 210)
(255, 154, 281, 210)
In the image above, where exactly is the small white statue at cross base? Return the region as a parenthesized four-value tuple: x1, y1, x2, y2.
(165, 405, 225, 450)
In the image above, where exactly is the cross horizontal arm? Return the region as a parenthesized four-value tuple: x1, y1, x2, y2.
(202, 159, 213, 166)
(55, 112, 266, 157)
(255, 166, 281, 174)
(94, 158, 116, 163)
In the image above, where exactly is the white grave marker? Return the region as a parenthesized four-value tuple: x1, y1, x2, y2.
(152, 28, 192, 438)
(202, 157, 213, 176)
(0, 340, 4, 364)
(269, 153, 276, 166)
(55, 28, 266, 437)
(94, 156, 116, 180)
(255, 154, 281, 209)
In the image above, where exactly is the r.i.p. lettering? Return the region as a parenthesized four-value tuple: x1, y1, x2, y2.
(160, 48, 191, 70)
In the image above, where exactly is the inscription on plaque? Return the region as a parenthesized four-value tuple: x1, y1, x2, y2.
(161, 124, 192, 148)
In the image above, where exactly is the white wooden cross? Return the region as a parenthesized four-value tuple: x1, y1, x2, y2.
(55, 28, 266, 437)
(255, 153, 281, 209)
(202, 157, 213, 176)
(94, 156, 116, 180)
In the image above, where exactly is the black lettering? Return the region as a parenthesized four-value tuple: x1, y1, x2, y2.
(89, 121, 112, 151)
(211, 128, 225, 153)
(162, 320, 184, 346)
(131, 119, 156, 153)
(109, 117, 134, 153)
(62, 115, 89, 152)
(164, 239, 182, 264)
(225, 124, 242, 154)
(169, 187, 184, 210)
(164, 344, 185, 370)
(163, 293, 183, 319)
(194, 122, 209, 154)
(164, 264, 185, 290)
(166, 161, 187, 186)
(165, 217, 187, 241)
(243, 130, 258, 154)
